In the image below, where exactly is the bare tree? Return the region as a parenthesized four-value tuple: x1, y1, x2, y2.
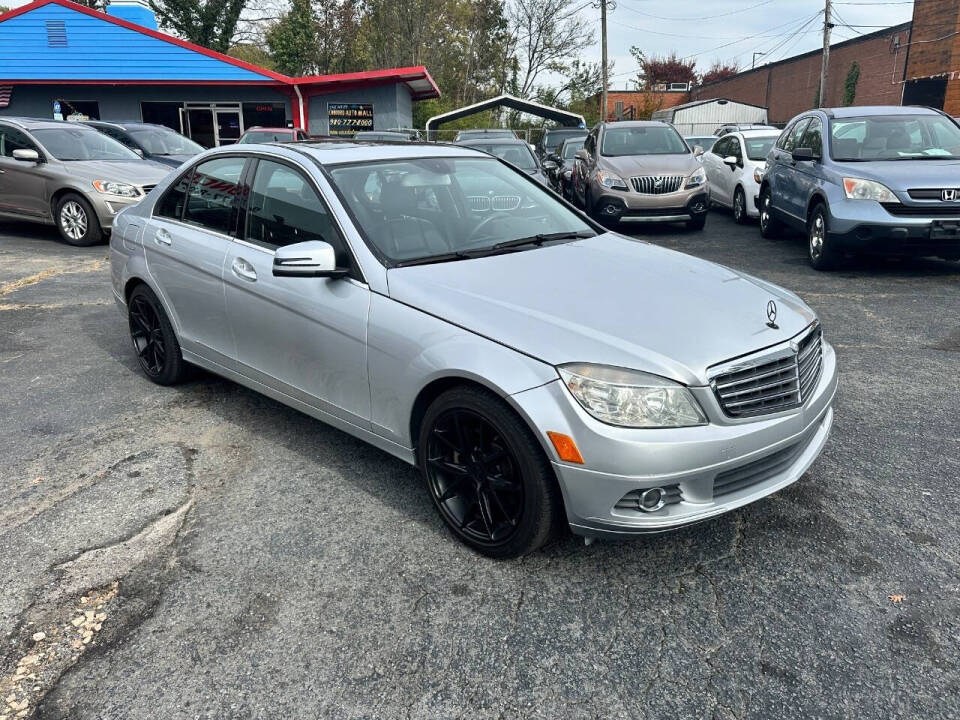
(508, 0, 595, 98)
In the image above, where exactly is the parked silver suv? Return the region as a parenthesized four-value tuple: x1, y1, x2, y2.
(0, 118, 171, 245)
(572, 121, 710, 229)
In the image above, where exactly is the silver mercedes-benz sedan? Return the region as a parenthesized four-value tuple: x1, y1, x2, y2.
(110, 141, 837, 558)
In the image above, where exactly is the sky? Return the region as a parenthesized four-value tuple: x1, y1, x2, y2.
(569, 0, 916, 89)
(4, 0, 917, 86)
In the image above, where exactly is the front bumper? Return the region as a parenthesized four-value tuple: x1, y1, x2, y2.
(91, 193, 144, 229)
(594, 188, 710, 223)
(511, 340, 838, 538)
(827, 198, 960, 258)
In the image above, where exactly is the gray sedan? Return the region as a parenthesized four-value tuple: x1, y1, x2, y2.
(0, 118, 171, 245)
(111, 141, 837, 558)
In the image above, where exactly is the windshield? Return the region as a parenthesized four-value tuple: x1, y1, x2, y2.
(129, 127, 203, 156)
(238, 130, 292, 144)
(32, 128, 140, 161)
(601, 126, 688, 156)
(562, 139, 584, 159)
(830, 114, 960, 160)
(686, 137, 717, 151)
(744, 136, 778, 160)
(468, 143, 537, 170)
(545, 130, 586, 150)
(328, 157, 594, 264)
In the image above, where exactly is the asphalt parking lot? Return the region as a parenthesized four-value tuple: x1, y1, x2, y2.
(1, 211, 958, 720)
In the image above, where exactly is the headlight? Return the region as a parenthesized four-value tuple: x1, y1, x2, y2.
(597, 170, 628, 190)
(753, 167, 764, 183)
(558, 363, 707, 428)
(685, 167, 706, 189)
(842, 177, 898, 202)
(92, 180, 139, 197)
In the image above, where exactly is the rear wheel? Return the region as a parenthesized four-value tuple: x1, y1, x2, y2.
(55, 193, 103, 247)
(127, 284, 185, 385)
(417, 386, 562, 558)
(732, 187, 748, 224)
(807, 202, 842, 271)
(758, 186, 781, 239)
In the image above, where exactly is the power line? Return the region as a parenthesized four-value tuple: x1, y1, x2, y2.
(617, 0, 779, 22)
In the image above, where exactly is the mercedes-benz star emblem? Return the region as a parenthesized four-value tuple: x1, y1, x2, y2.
(766, 300, 779, 329)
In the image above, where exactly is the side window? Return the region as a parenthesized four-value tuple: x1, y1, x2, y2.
(0, 126, 39, 157)
(156, 169, 192, 220)
(584, 130, 596, 155)
(776, 121, 796, 150)
(732, 137, 744, 166)
(800, 117, 823, 156)
(183, 156, 245, 235)
(782, 119, 811, 152)
(244, 160, 346, 258)
(713, 137, 730, 156)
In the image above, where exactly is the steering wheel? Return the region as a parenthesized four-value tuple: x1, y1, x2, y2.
(465, 213, 513, 245)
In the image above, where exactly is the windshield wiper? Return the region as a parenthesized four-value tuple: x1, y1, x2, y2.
(491, 230, 596, 251)
(394, 251, 476, 268)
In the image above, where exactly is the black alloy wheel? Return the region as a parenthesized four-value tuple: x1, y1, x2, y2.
(127, 284, 185, 385)
(759, 186, 781, 239)
(418, 387, 562, 558)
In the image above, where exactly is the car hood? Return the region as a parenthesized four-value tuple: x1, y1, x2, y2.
(387, 234, 816, 385)
(836, 159, 960, 191)
(57, 159, 172, 186)
(600, 153, 699, 178)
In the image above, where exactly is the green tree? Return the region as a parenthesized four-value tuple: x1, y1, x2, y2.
(148, 0, 247, 53)
(264, 0, 317, 76)
(228, 43, 277, 70)
(843, 61, 860, 106)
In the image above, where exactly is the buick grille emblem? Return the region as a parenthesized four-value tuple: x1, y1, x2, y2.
(654, 177, 663, 187)
(943, 189, 958, 202)
(766, 300, 779, 329)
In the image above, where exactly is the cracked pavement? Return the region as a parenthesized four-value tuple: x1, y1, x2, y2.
(1, 214, 958, 719)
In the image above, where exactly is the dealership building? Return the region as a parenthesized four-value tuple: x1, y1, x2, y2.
(0, 0, 439, 145)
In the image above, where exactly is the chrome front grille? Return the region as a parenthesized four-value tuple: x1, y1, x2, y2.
(630, 175, 684, 194)
(711, 324, 823, 418)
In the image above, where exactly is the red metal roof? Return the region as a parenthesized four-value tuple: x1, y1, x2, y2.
(293, 67, 440, 100)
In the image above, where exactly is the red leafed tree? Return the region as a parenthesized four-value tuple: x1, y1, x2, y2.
(630, 48, 697, 88)
(700, 61, 739, 86)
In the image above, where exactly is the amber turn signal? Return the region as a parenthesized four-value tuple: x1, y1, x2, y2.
(547, 431, 584, 464)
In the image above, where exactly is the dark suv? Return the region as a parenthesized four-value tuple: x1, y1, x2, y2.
(758, 106, 960, 269)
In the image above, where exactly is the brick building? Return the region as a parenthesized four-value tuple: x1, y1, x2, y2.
(588, 88, 690, 122)
(902, 0, 960, 114)
(690, 23, 910, 124)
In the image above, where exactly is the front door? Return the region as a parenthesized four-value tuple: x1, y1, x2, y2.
(187, 109, 216, 148)
(144, 155, 245, 366)
(186, 107, 244, 147)
(770, 118, 811, 223)
(223, 157, 371, 425)
(215, 110, 242, 145)
(0, 124, 49, 221)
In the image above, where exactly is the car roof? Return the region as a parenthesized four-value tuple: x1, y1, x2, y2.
(544, 128, 586, 135)
(0, 117, 99, 131)
(457, 137, 529, 146)
(737, 129, 781, 138)
(823, 105, 941, 118)
(84, 120, 166, 131)
(244, 127, 295, 133)
(603, 120, 668, 128)
(271, 141, 488, 165)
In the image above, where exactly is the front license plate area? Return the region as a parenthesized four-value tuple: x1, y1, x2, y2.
(930, 219, 960, 241)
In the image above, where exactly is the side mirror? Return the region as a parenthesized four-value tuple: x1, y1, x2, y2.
(542, 160, 558, 171)
(272, 240, 349, 279)
(575, 149, 589, 162)
(792, 147, 817, 162)
(723, 155, 738, 167)
(694, 145, 705, 157)
(133, 147, 144, 158)
(13, 148, 40, 163)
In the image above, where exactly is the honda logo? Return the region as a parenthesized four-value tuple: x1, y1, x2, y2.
(943, 189, 958, 201)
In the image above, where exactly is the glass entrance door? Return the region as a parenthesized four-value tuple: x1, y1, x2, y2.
(185, 105, 244, 147)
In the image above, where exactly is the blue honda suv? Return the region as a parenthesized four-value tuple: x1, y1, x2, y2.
(757, 106, 960, 269)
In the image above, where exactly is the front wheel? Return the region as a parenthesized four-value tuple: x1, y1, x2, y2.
(417, 386, 562, 558)
(733, 187, 749, 224)
(758, 186, 782, 239)
(55, 193, 103, 246)
(807, 203, 842, 270)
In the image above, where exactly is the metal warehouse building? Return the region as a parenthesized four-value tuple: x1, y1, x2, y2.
(0, 0, 439, 145)
(650, 98, 768, 136)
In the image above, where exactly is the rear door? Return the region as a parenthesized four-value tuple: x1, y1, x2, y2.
(223, 156, 371, 425)
(144, 155, 245, 366)
(0, 125, 50, 221)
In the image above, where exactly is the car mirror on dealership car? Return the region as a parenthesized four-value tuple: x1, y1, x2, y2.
(12, 149, 40, 163)
(273, 241, 349, 279)
(542, 160, 558, 171)
(694, 145, 705, 157)
(792, 147, 816, 162)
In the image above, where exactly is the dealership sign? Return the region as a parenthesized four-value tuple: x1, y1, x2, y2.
(328, 103, 374, 136)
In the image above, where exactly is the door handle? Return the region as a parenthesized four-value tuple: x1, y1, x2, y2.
(155, 228, 172, 245)
(231, 257, 257, 282)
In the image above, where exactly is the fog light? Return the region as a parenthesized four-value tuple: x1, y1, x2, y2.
(603, 204, 619, 215)
(690, 201, 706, 213)
(639, 487, 666, 512)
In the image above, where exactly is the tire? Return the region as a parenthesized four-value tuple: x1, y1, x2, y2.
(686, 213, 706, 231)
(55, 193, 103, 247)
(127, 284, 186, 385)
(417, 386, 563, 559)
(758, 186, 782, 239)
(732, 186, 749, 225)
(807, 202, 842, 271)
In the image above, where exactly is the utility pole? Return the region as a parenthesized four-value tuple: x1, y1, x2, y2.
(752, 52, 765, 70)
(601, 0, 609, 122)
(819, 0, 832, 106)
